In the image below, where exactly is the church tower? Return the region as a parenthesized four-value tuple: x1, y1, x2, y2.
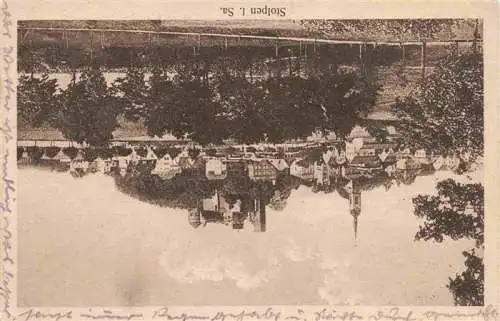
(347, 181, 361, 242)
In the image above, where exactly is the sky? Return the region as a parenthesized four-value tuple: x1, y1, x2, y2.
(18, 167, 481, 306)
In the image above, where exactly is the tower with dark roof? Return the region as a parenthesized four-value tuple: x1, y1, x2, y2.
(347, 181, 362, 242)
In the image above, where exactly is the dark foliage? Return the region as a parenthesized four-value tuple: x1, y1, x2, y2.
(413, 179, 483, 247)
(413, 178, 484, 306)
(62, 146, 79, 159)
(18, 73, 60, 128)
(135, 146, 148, 158)
(58, 66, 121, 146)
(188, 148, 201, 159)
(111, 146, 133, 157)
(113, 67, 148, 121)
(392, 53, 483, 159)
(45, 146, 61, 158)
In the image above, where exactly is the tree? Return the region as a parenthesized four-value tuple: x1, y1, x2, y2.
(58, 66, 120, 146)
(317, 70, 379, 139)
(412, 179, 484, 305)
(143, 66, 177, 138)
(217, 75, 268, 144)
(113, 67, 148, 121)
(300, 19, 459, 42)
(144, 63, 231, 145)
(17, 73, 60, 128)
(448, 249, 484, 306)
(218, 69, 379, 144)
(259, 76, 323, 143)
(392, 52, 483, 159)
(138, 48, 379, 145)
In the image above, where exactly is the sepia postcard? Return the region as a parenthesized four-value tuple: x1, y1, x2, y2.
(1, 1, 499, 321)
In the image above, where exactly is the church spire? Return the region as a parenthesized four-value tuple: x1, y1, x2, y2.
(348, 180, 362, 243)
(353, 212, 359, 240)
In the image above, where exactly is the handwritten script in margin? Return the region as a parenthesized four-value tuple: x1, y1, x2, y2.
(9, 306, 499, 321)
(1, 0, 14, 320)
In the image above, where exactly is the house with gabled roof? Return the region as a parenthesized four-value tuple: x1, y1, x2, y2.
(336, 150, 347, 165)
(127, 148, 142, 165)
(342, 166, 365, 180)
(346, 142, 357, 162)
(90, 156, 113, 174)
(290, 158, 315, 181)
(322, 147, 339, 165)
(205, 158, 228, 180)
(358, 146, 376, 157)
(268, 158, 289, 172)
(396, 156, 422, 171)
(248, 159, 278, 182)
(313, 159, 331, 186)
(396, 147, 412, 160)
(445, 154, 461, 171)
(378, 148, 396, 163)
(144, 147, 158, 160)
(152, 153, 182, 180)
(53, 149, 72, 163)
(414, 148, 434, 165)
(174, 150, 195, 170)
(433, 155, 446, 170)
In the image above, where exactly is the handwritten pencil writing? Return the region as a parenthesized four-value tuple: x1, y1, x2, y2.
(1, 1, 14, 319)
(16, 309, 73, 321)
(80, 309, 144, 320)
(367, 308, 416, 321)
(1, 0, 12, 38)
(152, 308, 281, 321)
(3, 46, 15, 112)
(210, 308, 281, 321)
(0, 128, 15, 213)
(315, 309, 363, 321)
(423, 305, 499, 321)
(0, 270, 12, 318)
(11, 305, 500, 321)
(152, 308, 210, 321)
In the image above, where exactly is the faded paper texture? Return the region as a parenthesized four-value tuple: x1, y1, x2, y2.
(1, 1, 500, 321)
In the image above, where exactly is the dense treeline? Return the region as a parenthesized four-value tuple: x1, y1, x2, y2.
(392, 52, 483, 159)
(18, 50, 483, 159)
(18, 18, 479, 73)
(300, 19, 481, 41)
(18, 41, 436, 73)
(18, 54, 381, 146)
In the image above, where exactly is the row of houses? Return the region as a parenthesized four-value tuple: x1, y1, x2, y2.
(20, 143, 467, 184)
(19, 125, 470, 181)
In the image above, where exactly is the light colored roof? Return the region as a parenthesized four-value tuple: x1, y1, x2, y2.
(348, 125, 372, 139)
(268, 158, 289, 171)
(53, 150, 71, 161)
